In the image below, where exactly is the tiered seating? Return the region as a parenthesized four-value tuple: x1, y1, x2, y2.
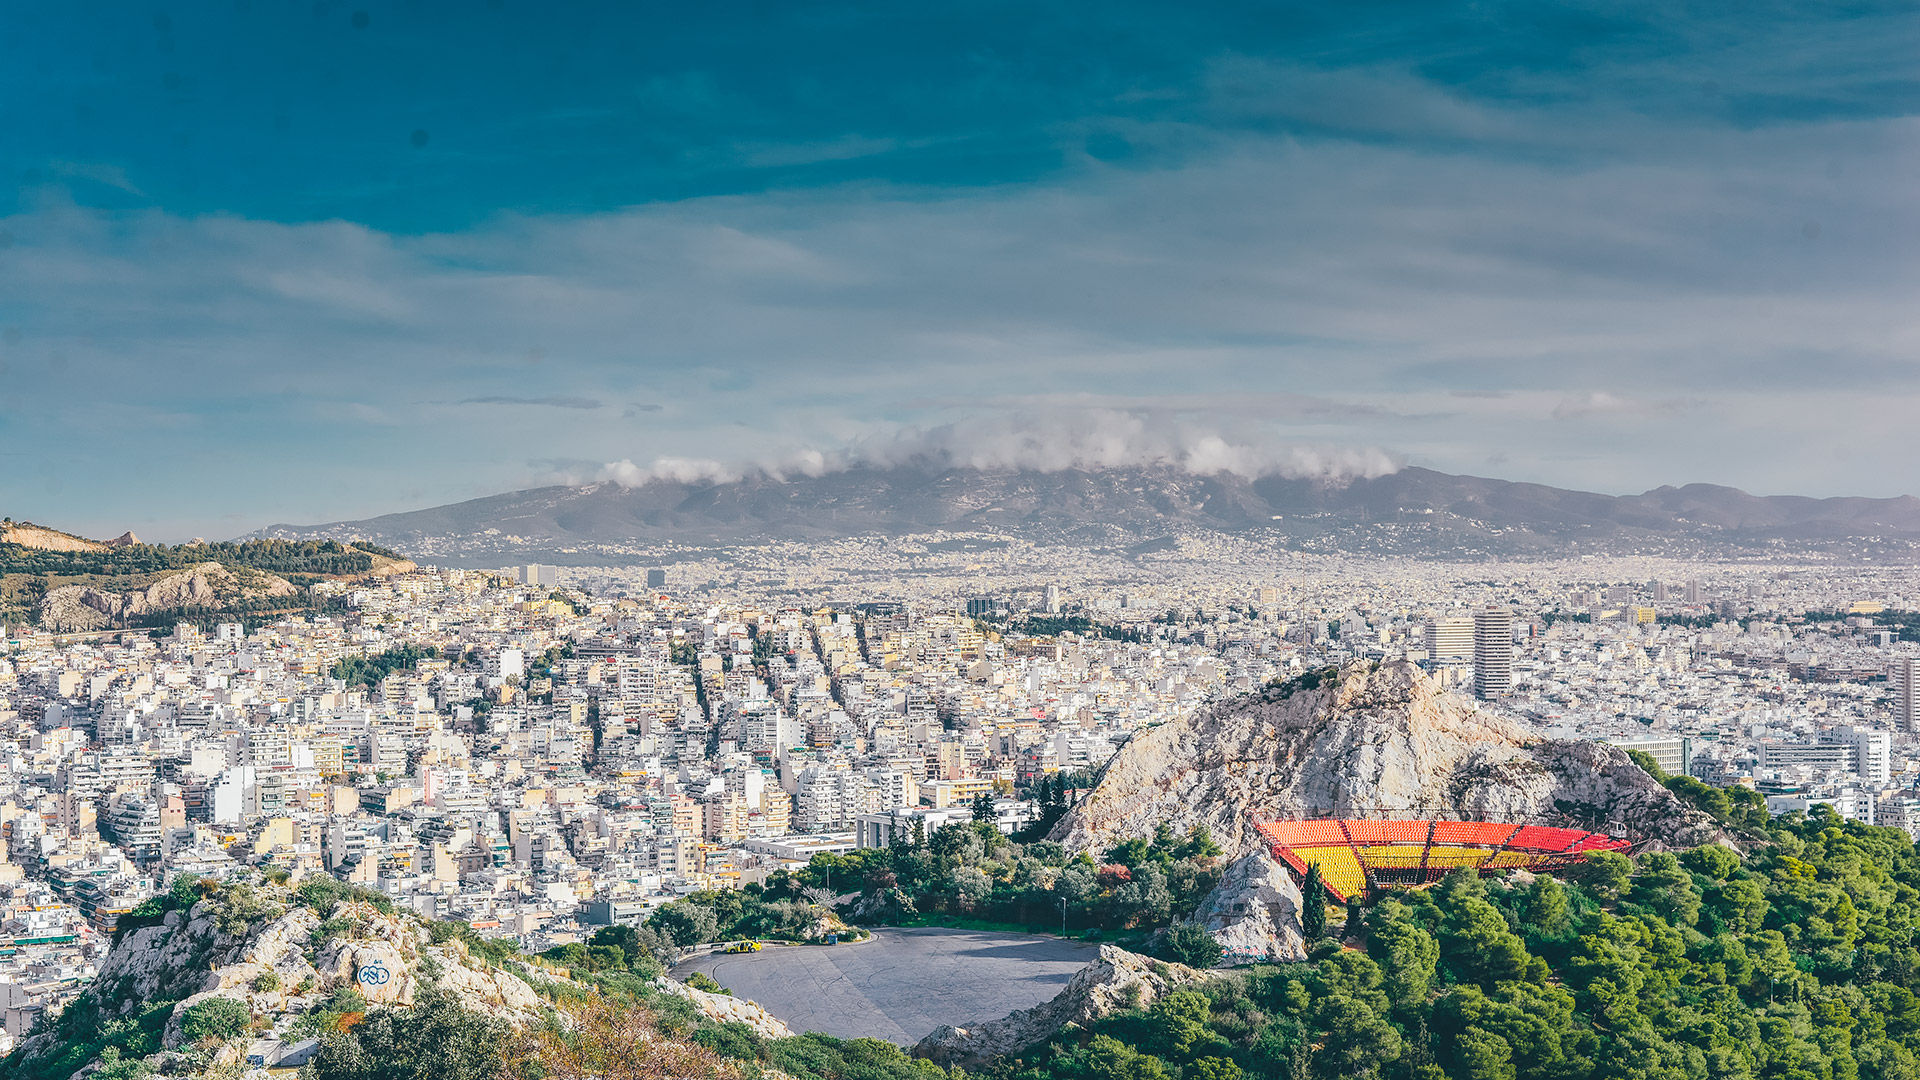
(1257, 819, 1350, 848)
(1421, 845, 1496, 871)
(1301, 848, 1367, 901)
(1431, 821, 1520, 847)
(1354, 845, 1432, 869)
(1504, 824, 1584, 852)
(1257, 814, 1629, 899)
(1345, 820, 1429, 845)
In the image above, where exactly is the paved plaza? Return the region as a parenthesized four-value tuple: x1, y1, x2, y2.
(672, 927, 1101, 1044)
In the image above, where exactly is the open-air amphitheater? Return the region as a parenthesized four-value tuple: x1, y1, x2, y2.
(1252, 812, 1633, 901)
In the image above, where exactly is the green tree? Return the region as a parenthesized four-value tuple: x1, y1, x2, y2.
(1301, 863, 1327, 941)
(1367, 913, 1438, 1014)
(647, 901, 720, 948)
(310, 988, 506, 1080)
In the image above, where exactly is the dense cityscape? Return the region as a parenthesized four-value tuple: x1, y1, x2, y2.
(8, 2, 1918, 1078)
(3, 538, 1919, 1048)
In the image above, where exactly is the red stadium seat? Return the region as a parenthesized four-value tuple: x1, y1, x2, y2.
(1505, 825, 1582, 852)
(1261, 819, 1349, 847)
(1430, 821, 1520, 847)
(1344, 820, 1429, 844)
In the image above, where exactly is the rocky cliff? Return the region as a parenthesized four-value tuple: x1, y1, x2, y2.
(3, 881, 549, 1078)
(0, 521, 109, 553)
(1051, 661, 1720, 959)
(1, 877, 798, 1080)
(914, 945, 1208, 1066)
(38, 563, 298, 631)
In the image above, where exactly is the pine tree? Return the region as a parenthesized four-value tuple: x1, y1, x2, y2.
(1301, 863, 1327, 941)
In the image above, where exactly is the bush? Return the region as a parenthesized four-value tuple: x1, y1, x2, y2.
(1156, 923, 1224, 969)
(691, 1020, 767, 1063)
(309, 988, 504, 1080)
(180, 998, 250, 1045)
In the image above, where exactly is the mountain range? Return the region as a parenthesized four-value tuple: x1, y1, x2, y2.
(249, 465, 1920, 561)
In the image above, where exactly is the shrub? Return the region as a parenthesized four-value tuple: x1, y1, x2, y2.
(691, 1021, 768, 1063)
(180, 998, 250, 1045)
(1156, 922, 1224, 969)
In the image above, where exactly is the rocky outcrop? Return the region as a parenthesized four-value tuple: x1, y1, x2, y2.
(1050, 661, 1721, 958)
(5, 880, 559, 1077)
(0, 520, 109, 552)
(362, 553, 418, 578)
(1053, 660, 1718, 857)
(1193, 846, 1310, 963)
(38, 563, 297, 631)
(652, 977, 794, 1038)
(914, 946, 1207, 1066)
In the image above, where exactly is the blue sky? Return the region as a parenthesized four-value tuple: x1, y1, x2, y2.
(3, 1, 1917, 539)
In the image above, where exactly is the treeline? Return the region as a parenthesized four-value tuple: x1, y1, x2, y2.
(768, 819, 1222, 937)
(1002, 614, 1148, 643)
(0, 537, 400, 579)
(1803, 608, 1920, 643)
(330, 644, 438, 690)
(537, 892, 837, 976)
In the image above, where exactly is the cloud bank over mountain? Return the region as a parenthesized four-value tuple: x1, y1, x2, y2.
(595, 411, 1403, 488)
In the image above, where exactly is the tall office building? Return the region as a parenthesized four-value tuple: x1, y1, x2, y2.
(1043, 584, 1061, 614)
(1684, 578, 1702, 604)
(1650, 580, 1668, 603)
(1895, 658, 1920, 733)
(646, 568, 667, 590)
(1424, 617, 1474, 662)
(1473, 607, 1515, 699)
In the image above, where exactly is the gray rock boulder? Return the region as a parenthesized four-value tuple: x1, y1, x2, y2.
(1193, 847, 1309, 963)
(914, 945, 1207, 1066)
(652, 977, 794, 1038)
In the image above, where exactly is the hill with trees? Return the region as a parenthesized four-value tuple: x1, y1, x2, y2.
(0, 523, 412, 630)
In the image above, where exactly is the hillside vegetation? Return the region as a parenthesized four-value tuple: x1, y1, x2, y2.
(12, 803, 1920, 1080)
(958, 808, 1920, 1080)
(0, 535, 406, 579)
(0, 873, 939, 1080)
(0, 526, 409, 629)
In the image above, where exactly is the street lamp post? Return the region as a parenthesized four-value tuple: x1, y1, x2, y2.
(1060, 896, 1068, 938)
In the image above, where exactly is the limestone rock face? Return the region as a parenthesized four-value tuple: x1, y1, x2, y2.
(914, 945, 1206, 1066)
(1193, 846, 1308, 963)
(38, 563, 297, 631)
(0, 521, 108, 552)
(652, 977, 794, 1038)
(1052, 660, 1718, 857)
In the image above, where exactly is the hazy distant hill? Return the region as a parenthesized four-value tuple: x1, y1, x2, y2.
(248, 465, 1920, 561)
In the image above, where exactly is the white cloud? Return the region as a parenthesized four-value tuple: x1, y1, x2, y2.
(4, 73, 1919, 531)
(596, 409, 1402, 487)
